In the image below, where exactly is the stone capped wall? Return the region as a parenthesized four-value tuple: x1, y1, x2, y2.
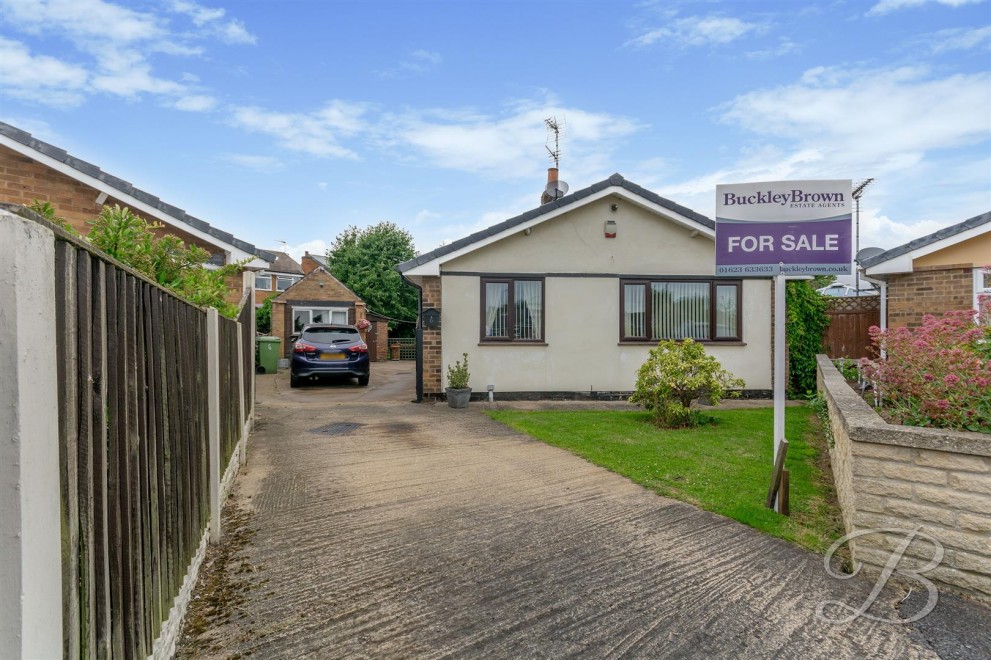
(817, 355, 991, 603)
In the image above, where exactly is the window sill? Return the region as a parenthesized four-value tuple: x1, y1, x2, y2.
(478, 341, 549, 346)
(618, 340, 747, 346)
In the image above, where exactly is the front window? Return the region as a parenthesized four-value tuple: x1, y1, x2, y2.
(255, 273, 272, 290)
(293, 308, 349, 332)
(621, 279, 741, 342)
(481, 278, 544, 341)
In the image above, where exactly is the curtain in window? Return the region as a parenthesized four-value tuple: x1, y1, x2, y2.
(624, 284, 645, 337)
(514, 280, 542, 340)
(715, 285, 738, 338)
(485, 282, 509, 337)
(652, 282, 709, 340)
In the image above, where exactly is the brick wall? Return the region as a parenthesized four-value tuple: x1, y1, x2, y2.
(269, 270, 365, 357)
(818, 355, 991, 603)
(886, 265, 975, 328)
(1, 143, 247, 304)
(419, 276, 443, 397)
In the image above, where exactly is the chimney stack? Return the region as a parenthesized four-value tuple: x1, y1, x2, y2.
(540, 167, 559, 204)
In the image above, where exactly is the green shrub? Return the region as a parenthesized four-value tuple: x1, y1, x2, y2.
(256, 296, 273, 334)
(786, 280, 830, 396)
(446, 352, 470, 389)
(629, 338, 744, 428)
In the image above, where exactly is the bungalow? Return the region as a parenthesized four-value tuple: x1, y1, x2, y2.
(0, 120, 274, 303)
(397, 173, 774, 400)
(861, 211, 990, 329)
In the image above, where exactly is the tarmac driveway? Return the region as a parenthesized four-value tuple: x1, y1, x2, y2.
(178, 364, 990, 658)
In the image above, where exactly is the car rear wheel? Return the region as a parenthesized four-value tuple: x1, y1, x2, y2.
(357, 374, 369, 387)
(290, 375, 300, 388)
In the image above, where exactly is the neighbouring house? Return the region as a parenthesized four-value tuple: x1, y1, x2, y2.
(253, 251, 305, 306)
(397, 173, 774, 401)
(861, 211, 990, 329)
(0, 121, 274, 303)
(270, 267, 379, 358)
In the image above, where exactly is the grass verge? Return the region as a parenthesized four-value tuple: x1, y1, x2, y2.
(486, 406, 844, 554)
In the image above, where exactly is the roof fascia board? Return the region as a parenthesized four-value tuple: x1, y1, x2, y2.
(864, 223, 989, 275)
(0, 134, 264, 264)
(403, 186, 715, 277)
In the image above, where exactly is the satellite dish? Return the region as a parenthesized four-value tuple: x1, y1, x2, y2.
(545, 180, 569, 199)
(856, 246, 885, 263)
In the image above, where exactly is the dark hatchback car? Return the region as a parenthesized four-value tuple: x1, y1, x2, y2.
(289, 324, 370, 388)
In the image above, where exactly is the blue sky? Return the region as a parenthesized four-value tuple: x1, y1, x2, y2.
(2, 0, 989, 262)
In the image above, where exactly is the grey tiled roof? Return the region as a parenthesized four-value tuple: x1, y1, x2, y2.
(270, 251, 304, 274)
(305, 252, 328, 267)
(396, 173, 714, 272)
(0, 121, 276, 263)
(860, 211, 991, 268)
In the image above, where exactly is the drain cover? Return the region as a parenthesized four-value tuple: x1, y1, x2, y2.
(310, 422, 364, 436)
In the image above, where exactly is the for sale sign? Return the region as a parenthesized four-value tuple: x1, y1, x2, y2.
(715, 179, 852, 277)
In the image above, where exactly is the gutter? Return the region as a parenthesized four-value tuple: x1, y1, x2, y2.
(398, 270, 424, 403)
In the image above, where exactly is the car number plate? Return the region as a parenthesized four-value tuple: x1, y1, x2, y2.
(319, 352, 345, 360)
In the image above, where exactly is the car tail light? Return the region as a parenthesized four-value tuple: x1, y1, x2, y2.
(351, 343, 368, 354)
(294, 341, 317, 353)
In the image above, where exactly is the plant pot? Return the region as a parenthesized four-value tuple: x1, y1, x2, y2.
(389, 343, 401, 360)
(446, 387, 471, 409)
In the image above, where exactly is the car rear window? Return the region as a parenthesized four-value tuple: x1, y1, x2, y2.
(301, 327, 359, 342)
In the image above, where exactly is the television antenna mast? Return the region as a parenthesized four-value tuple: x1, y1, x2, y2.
(545, 116, 565, 169)
(851, 178, 874, 296)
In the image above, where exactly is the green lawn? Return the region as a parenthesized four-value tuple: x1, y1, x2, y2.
(486, 407, 844, 554)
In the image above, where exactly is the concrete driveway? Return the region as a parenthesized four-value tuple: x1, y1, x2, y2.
(177, 364, 989, 658)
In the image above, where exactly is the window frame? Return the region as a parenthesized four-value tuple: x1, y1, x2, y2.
(479, 276, 546, 343)
(619, 278, 743, 343)
(254, 272, 273, 291)
(276, 274, 301, 291)
(293, 307, 349, 332)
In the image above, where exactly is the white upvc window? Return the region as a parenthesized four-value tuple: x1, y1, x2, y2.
(255, 272, 272, 291)
(293, 307, 349, 332)
(976, 267, 991, 326)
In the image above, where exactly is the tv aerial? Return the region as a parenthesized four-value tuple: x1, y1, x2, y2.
(543, 116, 569, 200)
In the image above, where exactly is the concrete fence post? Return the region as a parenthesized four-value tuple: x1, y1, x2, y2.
(206, 307, 221, 543)
(0, 211, 64, 659)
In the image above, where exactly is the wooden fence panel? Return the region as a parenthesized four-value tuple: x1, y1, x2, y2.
(823, 296, 881, 359)
(48, 229, 246, 659)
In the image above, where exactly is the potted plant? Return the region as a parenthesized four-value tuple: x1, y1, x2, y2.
(446, 352, 472, 409)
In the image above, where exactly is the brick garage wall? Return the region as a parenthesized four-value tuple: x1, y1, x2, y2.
(886, 265, 975, 329)
(418, 276, 442, 398)
(817, 355, 991, 603)
(269, 270, 364, 357)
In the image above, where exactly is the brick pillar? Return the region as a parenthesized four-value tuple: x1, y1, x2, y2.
(420, 276, 443, 397)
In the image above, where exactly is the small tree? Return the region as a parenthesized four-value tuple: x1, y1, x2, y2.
(256, 296, 273, 334)
(629, 338, 744, 428)
(88, 204, 244, 318)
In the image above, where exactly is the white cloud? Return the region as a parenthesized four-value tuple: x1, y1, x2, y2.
(629, 15, 762, 48)
(0, 0, 255, 109)
(281, 239, 328, 264)
(719, 66, 991, 158)
(173, 94, 217, 112)
(229, 101, 370, 158)
(219, 153, 283, 171)
(0, 37, 88, 106)
(386, 98, 643, 180)
(746, 38, 799, 60)
(867, 0, 983, 16)
(317, 181, 328, 190)
(926, 25, 991, 52)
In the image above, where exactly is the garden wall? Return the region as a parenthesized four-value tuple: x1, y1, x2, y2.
(816, 354, 991, 603)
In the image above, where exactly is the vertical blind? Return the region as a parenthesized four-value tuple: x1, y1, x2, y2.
(716, 285, 738, 338)
(485, 282, 508, 337)
(652, 281, 710, 340)
(624, 284, 646, 338)
(514, 280, 542, 340)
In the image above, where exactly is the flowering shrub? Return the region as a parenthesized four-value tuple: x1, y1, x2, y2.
(630, 338, 744, 428)
(860, 310, 991, 433)
(355, 318, 372, 331)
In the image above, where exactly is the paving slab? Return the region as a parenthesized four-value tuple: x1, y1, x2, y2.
(177, 365, 989, 659)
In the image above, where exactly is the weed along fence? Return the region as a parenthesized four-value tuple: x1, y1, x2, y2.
(0, 206, 255, 660)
